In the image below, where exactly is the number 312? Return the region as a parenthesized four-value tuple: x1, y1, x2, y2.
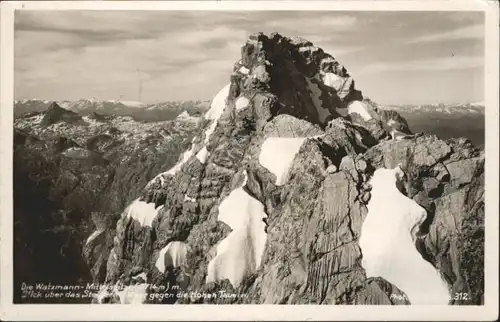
(452, 293, 469, 301)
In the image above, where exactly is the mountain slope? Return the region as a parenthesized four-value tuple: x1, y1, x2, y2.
(13, 106, 202, 303)
(86, 33, 484, 305)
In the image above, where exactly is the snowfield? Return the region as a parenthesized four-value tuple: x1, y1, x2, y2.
(116, 272, 149, 304)
(206, 171, 268, 288)
(298, 46, 319, 54)
(165, 149, 195, 175)
(195, 146, 209, 164)
(155, 241, 188, 273)
(347, 100, 372, 121)
(125, 199, 162, 227)
(235, 96, 250, 111)
(205, 84, 230, 121)
(195, 83, 231, 164)
(387, 119, 397, 126)
(116, 283, 149, 304)
(85, 229, 104, 245)
(359, 167, 450, 305)
(391, 129, 408, 140)
(259, 137, 307, 185)
(239, 66, 250, 75)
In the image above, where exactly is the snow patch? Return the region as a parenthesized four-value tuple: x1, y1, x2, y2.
(347, 100, 372, 121)
(239, 66, 250, 75)
(31, 114, 45, 124)
(387, 119, 397, 126)
(195, 146, 209, 164)
(125, 199, 161, 227)
(320, 71, 343, 90)
(96, 286, 110, 303)
(259, 137, 306, 186)
(298, 46, 319, 53)
(205, 84, 230, 121)
(320, 57, 336, 65)
(147, 84, 230, 186)
(96, 272, 149, 304)
(82, 116, 101, 125)
(206, 171, 267, 288)
(235, 96, 250, 111)
(176, 111, 191, 119)
(166, 149, 194, 176)
(359, 167, 450, 305)
(134, 272, 147, 282)
(85, 229, 104, 245)
(155, 241, 188, 273)
(192, 83, 231, 165)
(391, 129, 407, 140)
(203, 121, 218, 145)
(146, 142, 197, 188)
(116, 283, 148, 304)
(184, 194, 196, 203)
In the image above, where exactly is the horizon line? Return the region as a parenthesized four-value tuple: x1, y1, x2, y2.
(12, 97, 485, 107)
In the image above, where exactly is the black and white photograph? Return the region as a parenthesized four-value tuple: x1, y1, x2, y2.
(1, 1, 499, 321)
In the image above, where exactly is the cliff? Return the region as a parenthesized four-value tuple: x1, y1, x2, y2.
(82, 32, 484, 305)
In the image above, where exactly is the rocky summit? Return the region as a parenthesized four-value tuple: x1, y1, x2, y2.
(83, 32, 484, 305)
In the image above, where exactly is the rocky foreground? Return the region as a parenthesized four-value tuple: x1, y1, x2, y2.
(13, 104, 202, 303)
(83, 33, 484, 305)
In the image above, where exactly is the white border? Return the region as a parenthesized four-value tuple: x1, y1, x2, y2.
(1, 1, 498, 321)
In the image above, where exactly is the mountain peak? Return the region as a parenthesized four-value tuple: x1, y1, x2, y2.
(227, 32, 407, 139)
(76, 33, 484, 306)
(46, 101, 64, 111)
(41, 101, 82, 126)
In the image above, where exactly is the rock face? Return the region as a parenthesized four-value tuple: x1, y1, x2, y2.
(88, 33, 484, 305)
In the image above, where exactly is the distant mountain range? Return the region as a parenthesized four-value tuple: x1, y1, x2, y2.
(379, 102, 485, 115)
(13, 98, 485, 146)
(14, 99, 211, 121)
(14, 98, 484, 117)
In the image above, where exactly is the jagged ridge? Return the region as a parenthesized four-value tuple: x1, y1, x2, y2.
(85, 32, 484, 305)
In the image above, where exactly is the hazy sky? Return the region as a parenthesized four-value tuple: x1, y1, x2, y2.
(14, 10, 485, 105)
